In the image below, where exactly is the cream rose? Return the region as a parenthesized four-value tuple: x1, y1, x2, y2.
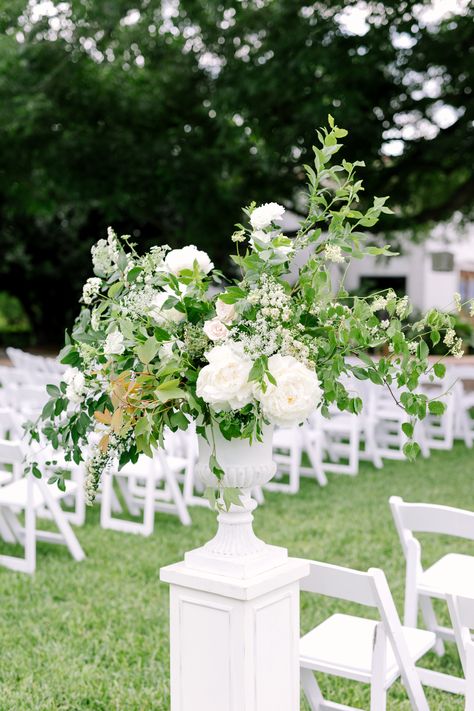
(255, 354, 322, 426)
(196, 343, 254, 411)
(149, 291, 185, 325)
(164, 245, 214, 275)
(250, 202, 285, 230)
(215, 298, 237, 324)
(104, 330, 125, 356)
(203, 318, 228, 342)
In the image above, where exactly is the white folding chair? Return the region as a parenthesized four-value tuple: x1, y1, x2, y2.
(0, 439, 85, 573)
(447, 594, 474, 710)
(418, 373, 456, 450)
(308, 410, 361, 477)
(452, 366, 474, 448)
(390, 495, 474, 694)
(300, 559, 435, 711)
(366, 383, 429, 461)
(100, 448, 191, 536)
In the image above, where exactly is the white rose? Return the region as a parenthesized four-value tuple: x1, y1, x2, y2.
(196, 343, 254, 411)
(215, 298, 237, 324)
(250, 203, 285, 230)
(149, 291, 185, 325)
(104, 330, 125, 356)
(255, 354, 322, 426)
(203, 318, 229, 342)
(164, 245, 214, 275)
(64, 367, 85, 404)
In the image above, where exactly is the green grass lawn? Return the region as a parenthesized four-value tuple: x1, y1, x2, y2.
(0, 444, 473, 710)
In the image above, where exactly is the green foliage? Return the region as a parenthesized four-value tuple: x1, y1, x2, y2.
(0, 1, 472, 342)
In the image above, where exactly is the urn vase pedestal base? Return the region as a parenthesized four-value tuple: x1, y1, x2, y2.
(160, 427, 309, 710)
(184, 488, 288, 578)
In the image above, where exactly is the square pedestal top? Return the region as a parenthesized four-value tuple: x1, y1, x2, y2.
(160, 556, 310, 600)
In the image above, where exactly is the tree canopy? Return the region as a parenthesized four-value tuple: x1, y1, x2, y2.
(0, 0, 472, 342)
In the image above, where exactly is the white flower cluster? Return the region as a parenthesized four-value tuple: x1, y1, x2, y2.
(324, 243, 345, 264)
(122, 284, 159, 319)
(230, 318, 280, 360)
(196, 344, 322, 426)
(91, 228, 120, 276)
(64, 367, 85, 404)
(444, 328, 464, 358)
(82, 277, 102, 305)
(396, 295, 409, 318)
(247, 274, 292, 321)
(280, 331, 311, 366)
(250, 202, 285, 230)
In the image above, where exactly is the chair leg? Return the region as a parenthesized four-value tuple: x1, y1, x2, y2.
(41, 488, 85, 562)
(0, 508, 16, 543)
(420, 596, 445, 656)
(466, 642, 474, 711)
(24, 498, 36, 574)
(301, 668, 324, 711)
(288, 445, 301, 494)
(159, 454, 191, 526)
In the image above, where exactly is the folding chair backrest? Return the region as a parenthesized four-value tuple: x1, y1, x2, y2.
(0, 408, 25, 440)
(6, 385, 48, 414)
(390, 496, 474, 548)
(300, 559, 378, 607)
(0, 439, 25, 466)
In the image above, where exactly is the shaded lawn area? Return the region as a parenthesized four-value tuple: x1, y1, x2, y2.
(0, 444, 473, 709)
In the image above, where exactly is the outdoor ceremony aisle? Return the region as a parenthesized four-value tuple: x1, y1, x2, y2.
(0, 444, 471, 710)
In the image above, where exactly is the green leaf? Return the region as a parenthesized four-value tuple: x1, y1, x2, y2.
(401, 422, 414, 438)
(126, 266, 142, 283)
(222, 487, 243, 511)
(136, 337, 159, 364)
(209, 453, 225, 481)
(248, 356, 267, 383)
(430, 330, 440, 347)
(433, 363, 446, 378)
(108, 281, 123, 299)
(403, 441, 421, 461)
(417, 340, 429, 361)
(428, 401, 446, 416)
(46, 384, 60, 397)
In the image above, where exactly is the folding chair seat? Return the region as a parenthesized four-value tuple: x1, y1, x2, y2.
(447, 594, 474, 710)
(300, 559, 434, 711)
(390, 495, 474, 695)
(0, 438, 85, 573)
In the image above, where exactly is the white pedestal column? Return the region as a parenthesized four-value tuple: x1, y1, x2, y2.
(160, 557, 309, 711)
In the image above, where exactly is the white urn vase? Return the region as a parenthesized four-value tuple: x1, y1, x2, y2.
(184, 424, 288, 578)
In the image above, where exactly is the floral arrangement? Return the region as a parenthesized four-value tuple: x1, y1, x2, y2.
(29, 117, 471, 506)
